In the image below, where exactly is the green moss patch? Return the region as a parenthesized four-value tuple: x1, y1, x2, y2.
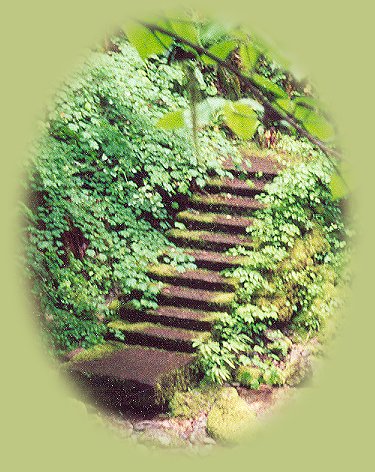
(68, 341, 127, 363)
(169, 386, 220, 419)
(210, 292, 235, 305)
(236, 366, 262, 389)
(207, 387, 258, 443)
(107, 320, 155, 332)
(177, 211, 218, 224)
(155, 362, 200, 405)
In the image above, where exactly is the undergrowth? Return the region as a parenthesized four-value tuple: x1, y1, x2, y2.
(193, 137, 350, 385)
(22, 38, 239, 355)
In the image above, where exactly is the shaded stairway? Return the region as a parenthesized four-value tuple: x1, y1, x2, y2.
(68, 156, 281, 411)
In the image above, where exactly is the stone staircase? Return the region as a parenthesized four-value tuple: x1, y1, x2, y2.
(68, 156, 281, 411)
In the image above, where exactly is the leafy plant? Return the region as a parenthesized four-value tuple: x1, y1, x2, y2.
(194, 138, 349, 384)
(23, 37, 239, 354)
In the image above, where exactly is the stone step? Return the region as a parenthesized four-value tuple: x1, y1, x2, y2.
(223, 155, 282, 176)
(148, 264, 238, 291)
(176, 210, 254, 234)
(123, 305, 222, 331)
(159, 284, 235, 311)
(189, 193, 264, 215)
(204, 176, 266, 196)
(167, 228, 253, 251)
(107, 321, 210, 353)
(67, 345, 194, 410)
(186, 248, 252, 271)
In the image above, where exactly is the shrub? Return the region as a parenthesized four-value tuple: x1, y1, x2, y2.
(23, 37, 239, 354)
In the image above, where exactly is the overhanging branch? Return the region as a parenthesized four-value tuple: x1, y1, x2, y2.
(141, 21, 341, 161)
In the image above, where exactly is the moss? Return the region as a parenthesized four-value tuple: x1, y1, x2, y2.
(108, 321, 210, 344)
(255, 295, 295, 323)
(210, 291, 235, 305)
(202, 311, 225, 323)
(107, 299, 121, 311)
(177, 211, 217, 224)
(206, 388, 258, 443)
(155, 362, 200, 405)
(236, 366, 262, 389)
(107, 320, 154, 332)
(281, 228, 330, 272)
(169, 386, 219, 418)
(147, 264, 179, 278)
(69, 341, 126, 363)
(167, 228, 205, 240)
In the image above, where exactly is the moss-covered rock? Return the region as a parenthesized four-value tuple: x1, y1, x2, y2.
(206, 387, 257, 443)
(155, 362, 199, 406)
(169, 387, 219, 419)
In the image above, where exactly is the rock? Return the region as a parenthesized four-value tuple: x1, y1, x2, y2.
(137, 428, 185, 449)
(133, 420, 154, 431)
(203, 436, 216, 445)
(284, 346, 313, 387)
(169, 387, 218, 419)
(206, 387, 258, 444)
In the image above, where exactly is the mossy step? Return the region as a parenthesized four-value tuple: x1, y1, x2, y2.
(204, 176, 266, 196)
(177, 210, 254, 234)
(168, 228, 253, 251)
(222, 155, 281, 176)
(67, 345, 195, 410)
(107, 320, 210, 353)
(124, 304, 222, 331)
(159, 284, 235, 311)
(190, 193, 264, 214)
(148, 264, 238, 291)
(186, 248, 253, 271)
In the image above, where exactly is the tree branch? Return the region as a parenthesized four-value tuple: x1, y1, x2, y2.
(141, 21, 341, 161)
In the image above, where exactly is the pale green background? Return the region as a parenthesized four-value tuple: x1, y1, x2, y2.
(1, 0, 372, 469)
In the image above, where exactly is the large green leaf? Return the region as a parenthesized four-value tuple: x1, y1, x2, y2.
(274, 98, 295, 114)
(202, 39, 238, 65)
(183, 98, 227, 128)
(293, 104, 312, 122)
(238, 98, 264, 114)
(252, 74, 288, 98)
(239, 42, 259, 71)
(170, 20, 200, 44)
(293, 96, 319, 108)
(124, 24, 169, 60)
(302, 111, 335, 142)
(223, 101, 259, 139)
(329, 173, 347, 200)
(156, 110, 185, 129)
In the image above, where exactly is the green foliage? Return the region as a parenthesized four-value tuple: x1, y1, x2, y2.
(195, 138, 349, 384)
(222, 101, 260, 139)
(125, 14, 337, 156)
(24, 38, 239, 354)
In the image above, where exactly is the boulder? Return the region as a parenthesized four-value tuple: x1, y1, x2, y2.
(206, 387, 257, 443)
